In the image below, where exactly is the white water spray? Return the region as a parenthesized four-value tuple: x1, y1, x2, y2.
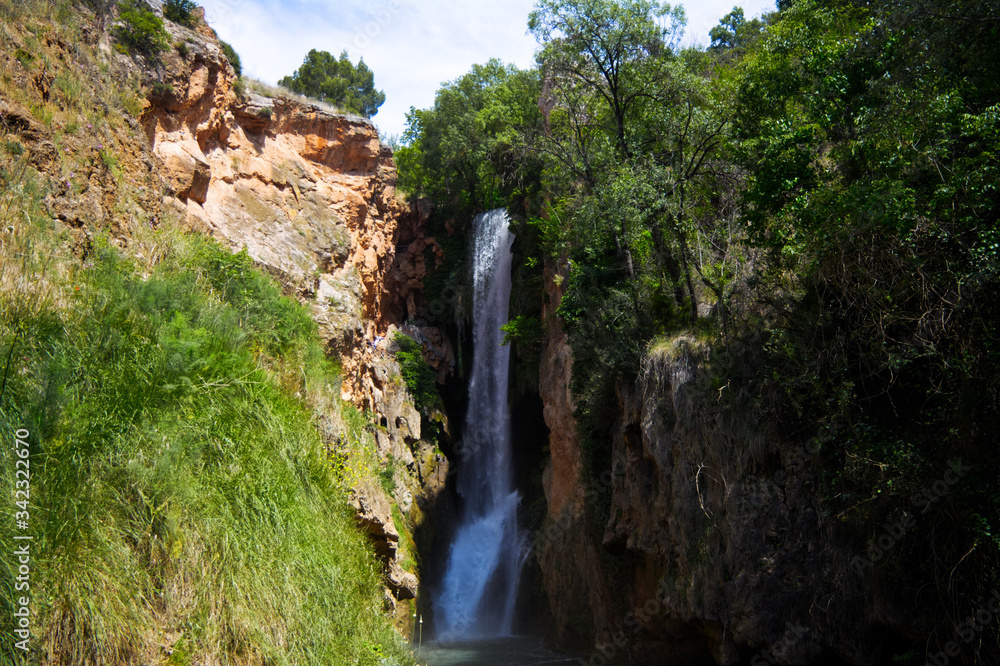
(433, 209, 527, 639)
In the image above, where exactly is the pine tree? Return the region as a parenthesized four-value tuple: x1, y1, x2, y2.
(279, 49, 386, 118)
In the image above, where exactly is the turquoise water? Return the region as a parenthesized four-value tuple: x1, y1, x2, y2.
(418, 636, 580, 666)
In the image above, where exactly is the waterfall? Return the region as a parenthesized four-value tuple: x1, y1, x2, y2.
(433, 209, 527, 639)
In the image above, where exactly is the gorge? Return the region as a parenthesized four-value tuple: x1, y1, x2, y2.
(433, 209, 526, 640)
(1, 1, 999, 665)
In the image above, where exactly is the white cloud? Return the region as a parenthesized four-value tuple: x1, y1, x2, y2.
(199, 0, 777, 138)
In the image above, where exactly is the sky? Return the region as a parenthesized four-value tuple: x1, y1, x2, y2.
(197, 0, 778, 139)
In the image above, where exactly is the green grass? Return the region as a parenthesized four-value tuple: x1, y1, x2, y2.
(241, 77, 343, 116)
(0, 152, 413, 664)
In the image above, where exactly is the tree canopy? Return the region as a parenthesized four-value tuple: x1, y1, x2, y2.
(528, 0, 686, 159)
(397, 1, 1000, 658)
(396, 59, 542, 216)
(279, 49, 386, 117)
(708, 6, 763, 52)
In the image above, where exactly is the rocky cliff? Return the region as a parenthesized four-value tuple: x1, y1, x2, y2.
(536, 258, 618, 646)
(536, 308, 890, 664)
(136, 9, 450, 630)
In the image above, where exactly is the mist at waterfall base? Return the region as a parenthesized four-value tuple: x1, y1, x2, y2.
(432, 209, 529, 641)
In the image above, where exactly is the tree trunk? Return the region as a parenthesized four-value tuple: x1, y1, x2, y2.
(679, 236, 698, 324)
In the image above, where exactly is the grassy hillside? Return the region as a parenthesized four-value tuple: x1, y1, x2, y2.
(0, 1, 412, 663)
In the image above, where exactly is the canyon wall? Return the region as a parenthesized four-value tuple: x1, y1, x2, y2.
(139, 13, 451, 629)
(535, 272, 882, 665)
(536, 258, 617, 646)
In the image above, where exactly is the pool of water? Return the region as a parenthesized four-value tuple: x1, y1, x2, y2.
(417, 636, 580, 666)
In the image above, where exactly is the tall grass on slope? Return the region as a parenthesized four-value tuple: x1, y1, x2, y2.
(0, 156, 411, 664)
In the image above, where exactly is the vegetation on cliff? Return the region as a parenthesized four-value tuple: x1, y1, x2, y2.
(394, 332, 441, 415)
(0, 1, 413, 663)
(400, 0, 1000, 660)
(279, 49, 387, 118)
(113, 0, 170, 56)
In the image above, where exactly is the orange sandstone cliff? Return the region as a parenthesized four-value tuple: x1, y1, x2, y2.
(138, 13, 451, 627)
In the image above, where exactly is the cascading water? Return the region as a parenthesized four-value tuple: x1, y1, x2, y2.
(433, 209, 527, 640)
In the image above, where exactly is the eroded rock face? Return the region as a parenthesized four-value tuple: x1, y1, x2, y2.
(536, 259, 618, 647)
(143, 21, 386, 361)
(600, 338, 873, 665)
(0, 24, 164, 248)
(540, 330, 878, 665)
(534, 258, 869, 663)
(539, 258, 582, 520)
(349, 481, 419, 603)
(141, 18, 456, 404)
(351, 481, 401, 561)
(141, 16, 450, 627)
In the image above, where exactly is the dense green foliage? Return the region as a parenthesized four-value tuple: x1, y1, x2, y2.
(279, 49, 386, 117)
(528, 0, 687, 161)
(394, 60, 546, 327)
(397, 59, 543, 217)
(394, 333, 440, 414)
(399, 0, 1000, 659)
(709, 6, 762, 52)
(0, 158, 411, 664)
(113, 0, 169, 56)
(163, 0, 196, 27)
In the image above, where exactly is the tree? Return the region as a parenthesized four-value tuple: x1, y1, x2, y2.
(529, 0, 686, 159)
(164, 0, 197, 27)
(723, 4, 1000, 649)
(396, 59, 542, 216)
(709, 6, 763, 52)
(279, 49, 386, 117)
(529, 0, 728, 323)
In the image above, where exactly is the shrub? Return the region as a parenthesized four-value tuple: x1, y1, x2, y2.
(220, 39, 242, 78)
(149, 80, 174, 97)
(114, 0, 169, 56)
(193, 244, 315, 355)
(163, 0, 196, 27)
(393, 333, 440, 413)
(2, 139, 23, 156)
